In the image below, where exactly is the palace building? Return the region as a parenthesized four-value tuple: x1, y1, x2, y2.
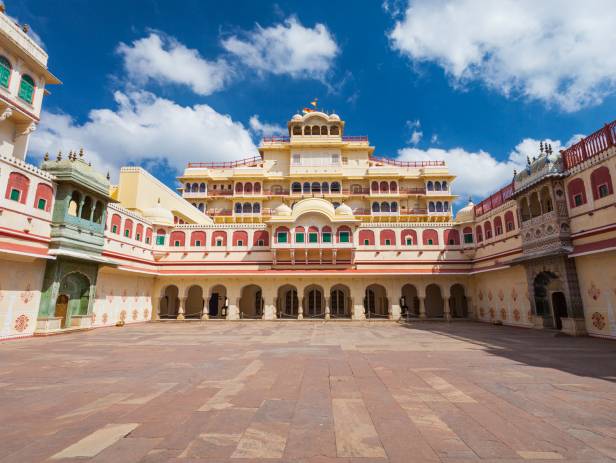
(1, 9, 615, 341)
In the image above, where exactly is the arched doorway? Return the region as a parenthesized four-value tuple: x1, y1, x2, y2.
(55, 272, 91, 328)
(364, 284, 388, 318)
(240, 285, 263, 319)
(401, 284, 419, 318)
(304, 285, 325, 318)
(533, 271, 568, 329)
(552, 292, 568, 330)
(159, 285, 179, 319)
(330, 285, 351, 318)
(449, 284, 468, 318)
(278, 285, 299, 318)
(208, 285, 227, 319)
(185, 285, 204, 319)
(425, 284, 444, 318)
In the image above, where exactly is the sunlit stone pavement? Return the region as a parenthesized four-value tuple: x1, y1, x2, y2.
(1, 321, 616, 462)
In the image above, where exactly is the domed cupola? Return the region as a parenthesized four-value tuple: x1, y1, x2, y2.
(142, 200, 174, 226)
(274, 203, 292, 216)
(455, 198, 475, 223)
(335, 203, 353, 216)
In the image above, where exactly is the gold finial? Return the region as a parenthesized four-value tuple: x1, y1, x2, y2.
(43, 152, 49, 161)
(79, 147, 84, 158)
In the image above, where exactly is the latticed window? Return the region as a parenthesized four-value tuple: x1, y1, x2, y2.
(0, 56, 10, 88)
(18, 75, 35, 103)
(339, 232, 350, 243)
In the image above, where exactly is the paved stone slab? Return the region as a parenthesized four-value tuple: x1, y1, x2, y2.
(0, 321, 615, 462)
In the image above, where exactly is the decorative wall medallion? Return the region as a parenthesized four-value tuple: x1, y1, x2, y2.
(143, 308, 149, 319)
(489, 307, 495, 319)
(592, 312, 606, 330)
(500, 308, 507, 320)
(498, 289, 504, 301)
(107, 289, 114, 304)
(91, 312, 97, 323)
(478, 290, 484, 301)
(119, 310, 127, 322)
(511, 287, 518, 301)
(588, 282, 600, 301)
(488, 290, 493, 301)
(102, 313, 108, 324)
(121, 289, 128, 302)
(132, 309, 138, 321)
(513, 308, 521, 321)
(20, 284, 34, 304)
(14, 314, 29, 332)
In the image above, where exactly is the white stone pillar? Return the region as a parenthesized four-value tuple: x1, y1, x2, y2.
(325, 296, 331, 320)
(418, 296, 427, 319)
(226, 294, 239, 320)
(444, 296, 452, 321)
(177, 297, 185, 320)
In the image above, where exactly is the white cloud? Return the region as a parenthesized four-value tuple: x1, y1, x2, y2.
(397, 137, 569, 201)
(222, 17, 339, 79)
(249, 115, 285, 137)
(29, 91, 257, 180)
(410, 129, 423, 145)
(430, 134, 439, 144)
(389, 0, 616, 111)
(117, 33, 231, 95)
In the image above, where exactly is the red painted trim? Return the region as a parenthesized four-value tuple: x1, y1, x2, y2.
(571, 237, 616, 255)
(0, 239, 49, 255)
(0, 226, 50, 243)
(0, 92, 40, 121)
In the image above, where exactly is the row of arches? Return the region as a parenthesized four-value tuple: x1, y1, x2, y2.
(68, 190, 104, 224)
(291, 182, 341, 194)
(159, 282, 469, 319)
(185, 182, 206, 193)
(358, 228, 460, 246)
(234, 202, 261, 214)
(4, 171, 53, 212)
(474, 210, 516, 243)
(161, 229, 270, 247)
(235, 182, 262, 194)
(567, 165, 613, 209)
(292, 125, 340, 136)
(428, 201, 450, 213)
(426, 181, 448, 191)
(0, 55, 36, 103)
(110, 213, 152, 243)
(275, 226, 351, 244)
(372, 202, 399, 213)
(370, 181, 398, 193)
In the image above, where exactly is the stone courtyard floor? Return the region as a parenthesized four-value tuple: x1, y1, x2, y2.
(1, 322, 616, 462)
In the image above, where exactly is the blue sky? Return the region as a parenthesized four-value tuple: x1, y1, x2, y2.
(13, 0, 616, 202)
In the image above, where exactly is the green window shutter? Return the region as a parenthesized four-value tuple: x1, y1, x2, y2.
(309, 233, 318, 243)
(322, 233, 332, 243)
(18, 75, 35, 103)
(37, 198, 46, 210)
(277, 232, 287, 243)
(295, 233, 304, 243)
(136, 233, 141, 241)
(112, 225, 117, 233)
(10, 188, 20, 201)
(341, 232, 350, 243)
(124, 229, 130, 237)
(0, 58, 10, 88)
(156, 235, 165, 245)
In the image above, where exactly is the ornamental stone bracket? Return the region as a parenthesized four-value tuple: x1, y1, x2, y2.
(0, 107, 13, 121)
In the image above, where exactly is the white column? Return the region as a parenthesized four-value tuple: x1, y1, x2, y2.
(418, 296, 427, 319)
(444, 296, 452, 321)
(177, 297, 185, 320)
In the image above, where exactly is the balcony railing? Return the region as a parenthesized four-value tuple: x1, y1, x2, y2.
(187, 155, 262, 169)
(370, 156, 445, 167)
(561, 119, 616, 170)
(474, 182, 515, 217)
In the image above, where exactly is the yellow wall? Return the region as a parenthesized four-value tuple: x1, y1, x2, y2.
(471, 265, 532, 327)
(574, 251, 616, 339)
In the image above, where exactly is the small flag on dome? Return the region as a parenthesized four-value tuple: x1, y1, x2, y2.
(310, 98, 318, 108)
(302, 107, 315, 114)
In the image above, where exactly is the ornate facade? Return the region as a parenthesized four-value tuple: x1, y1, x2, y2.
(0, 9, 615, 340)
